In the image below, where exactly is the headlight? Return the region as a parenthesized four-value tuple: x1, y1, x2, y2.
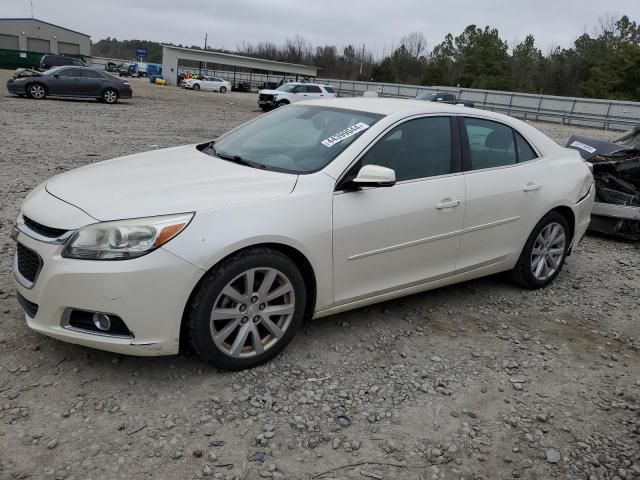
(62, 213, 193, 260)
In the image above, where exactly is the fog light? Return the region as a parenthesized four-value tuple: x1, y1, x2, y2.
(92, 313, 111, 331)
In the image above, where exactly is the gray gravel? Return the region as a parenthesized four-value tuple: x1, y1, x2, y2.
(1, 70, 639, 480)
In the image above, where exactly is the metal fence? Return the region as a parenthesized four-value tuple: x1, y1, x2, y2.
(315, 78, 640, 131)
(85, 60, 640, 131)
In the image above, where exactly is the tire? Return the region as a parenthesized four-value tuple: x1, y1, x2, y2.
(27, 83, 47, 100)
(219, 86, 227, 93)
(193, 83, 200, 91)
(508, 211, 571, 289)
(102, 88, 119, 104)
(188, 248, 307, 370)
(260, 106, 270, 112)
(276, 100, 289, 108)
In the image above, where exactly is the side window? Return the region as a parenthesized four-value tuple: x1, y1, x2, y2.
(82, 70, 104, 79)
(515, 132, 538, 161)
(307, 85, 322, 93)
(359, 117, 452, 182)
(57, 68, 81, 77)
(323, 86, 335, 93)
(464, 118, 517, 170)
(292, 85, 306, 93)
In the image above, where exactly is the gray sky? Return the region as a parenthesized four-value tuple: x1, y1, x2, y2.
(3, 0, 638, 55)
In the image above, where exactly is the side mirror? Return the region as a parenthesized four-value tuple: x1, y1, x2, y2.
(53, 74, 59, 78)
(351, 164, 396, 188)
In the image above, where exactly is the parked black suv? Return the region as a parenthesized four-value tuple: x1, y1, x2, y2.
(39, 54, 86, 71)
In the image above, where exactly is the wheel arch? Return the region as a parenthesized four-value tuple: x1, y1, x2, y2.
(179, 242, 318, 351)
(26, 81, 47, 93)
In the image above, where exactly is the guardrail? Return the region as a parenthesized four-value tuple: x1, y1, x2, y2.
(315, 78, 640, 131)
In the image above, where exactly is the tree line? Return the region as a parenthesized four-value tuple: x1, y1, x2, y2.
(91, 14, 639, 100)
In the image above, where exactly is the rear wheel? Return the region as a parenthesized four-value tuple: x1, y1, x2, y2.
(219, 86, 227, 93)
(188, 248, 306, 370)
(193, 83, 200, 90)
(509, 211, 570, 289)
(27, 83, 46, 100)
(102, 88, 119, 104)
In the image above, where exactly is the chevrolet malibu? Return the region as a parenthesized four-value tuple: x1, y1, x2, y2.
(12, 98, 595, 370)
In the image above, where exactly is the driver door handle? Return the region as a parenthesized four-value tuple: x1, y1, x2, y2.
(523, 182, 541, 192)
(436, 199, 460, 209)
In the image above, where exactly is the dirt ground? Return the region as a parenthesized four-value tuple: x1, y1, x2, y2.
(0, 72, 638, 480)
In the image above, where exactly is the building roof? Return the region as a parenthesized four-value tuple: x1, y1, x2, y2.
(162, 45, 317, 76)
(0, 18, 90, 37)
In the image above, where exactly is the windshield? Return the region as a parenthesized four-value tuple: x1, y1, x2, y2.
(42, 67, 64, 75)
(416, 92, 437, 101)
(207, 105, 384, 173)
(616, 128, 640, 147)
(276, 84, 297, 92)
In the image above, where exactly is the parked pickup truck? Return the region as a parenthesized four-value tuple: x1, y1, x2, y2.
(416, 91, 474, 108)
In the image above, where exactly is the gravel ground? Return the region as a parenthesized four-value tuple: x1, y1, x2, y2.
(0, 71, 638, 480)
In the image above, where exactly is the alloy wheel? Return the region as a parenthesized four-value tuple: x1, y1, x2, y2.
(530, 222, 566, 281)
(30, 85, 45, 99)
(210, 267, 295, 358)
(104, 89, 117, 103)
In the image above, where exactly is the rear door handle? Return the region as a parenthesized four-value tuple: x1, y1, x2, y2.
(436, 199, 460, 209)
(523, 183, 541, 192)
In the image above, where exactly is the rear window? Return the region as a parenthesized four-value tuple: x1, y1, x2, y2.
(323, 86, 335, 93)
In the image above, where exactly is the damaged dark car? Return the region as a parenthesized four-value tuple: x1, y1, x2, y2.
(567, 127, 640, 240)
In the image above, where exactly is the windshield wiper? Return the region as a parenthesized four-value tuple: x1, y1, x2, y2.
(215, 150, 261, 168)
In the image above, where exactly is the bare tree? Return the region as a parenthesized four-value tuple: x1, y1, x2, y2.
(400, 32, 428, 58)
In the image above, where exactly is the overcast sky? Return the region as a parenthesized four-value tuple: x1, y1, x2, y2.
(3, 0, 638, 55)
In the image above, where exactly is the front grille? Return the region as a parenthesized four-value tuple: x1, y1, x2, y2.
(259, 94, 273, 101)
(23, 216, 69, 238)
(16, 291, 39, 318)
(17, 243, 41, 283)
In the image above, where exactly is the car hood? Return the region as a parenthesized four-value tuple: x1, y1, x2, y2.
(45, 144, 298, 221)
(259, 89, 286, 96)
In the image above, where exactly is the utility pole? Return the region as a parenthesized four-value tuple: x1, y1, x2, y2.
(359, 43, 365, 77)
(30, 1, 34, 18)
(204, 33, 208, 50)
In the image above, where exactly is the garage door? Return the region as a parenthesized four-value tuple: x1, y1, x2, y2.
(0, 34, 19, 50)
(27, 37, 50, 53)
(58, 42, 80, 55)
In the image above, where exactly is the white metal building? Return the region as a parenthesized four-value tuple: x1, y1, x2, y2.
(0, 18, 90, 55)
(162, 45, 318, 86)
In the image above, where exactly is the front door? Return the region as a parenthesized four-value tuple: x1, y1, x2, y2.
(48, 67, 82, 95)
(332, 116, 465, 304)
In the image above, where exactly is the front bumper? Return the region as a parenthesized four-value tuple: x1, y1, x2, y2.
(6, 80, 27, 95)
(12, 230, 204, 356)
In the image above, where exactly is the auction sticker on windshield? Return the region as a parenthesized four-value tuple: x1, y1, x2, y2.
(321, 122, 370, 147)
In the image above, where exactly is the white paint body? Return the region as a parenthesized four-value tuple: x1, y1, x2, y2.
(182, 76, 231, 92)
(13, 98, 595, 356)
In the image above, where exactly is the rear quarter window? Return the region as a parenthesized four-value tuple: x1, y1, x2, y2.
(323, 86, 335, 93)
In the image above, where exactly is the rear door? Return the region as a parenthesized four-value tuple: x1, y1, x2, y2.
(305, 84, 324, 99)
(79, 69, 106, 96)
(457, 116, 546, 272)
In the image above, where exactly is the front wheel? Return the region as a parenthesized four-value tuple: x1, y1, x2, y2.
(276, 100, 289, 108)
(219, 86, 227, 93)
(509, 211, 570, 289)
(188, 248, 306, 370)
(102, 88, 119, 104)
(27, 83, 46, 100)
(193, 83, 200, 90)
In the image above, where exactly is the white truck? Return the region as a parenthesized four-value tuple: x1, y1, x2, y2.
(257, 82, 336, 111)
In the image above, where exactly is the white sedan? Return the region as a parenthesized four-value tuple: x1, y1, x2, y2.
(13, 99, 595, 370)
(182, 76, 230, 93)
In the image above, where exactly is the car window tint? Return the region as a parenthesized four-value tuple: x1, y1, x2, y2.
(360, 117, 452, 181)
(307, 85, 322, 93)
(464, 118, 517, 170)
(515, 131, 538, 161)
(292, 85, 305, 93)
(57, 68, 82, 78)
(323, 86, 335, 93)
(83, 70, 104, 79)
